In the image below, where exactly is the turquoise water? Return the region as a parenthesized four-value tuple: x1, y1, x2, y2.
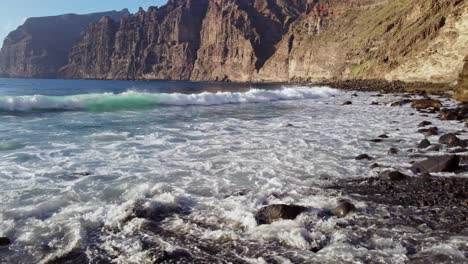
(0, 78, 466, 263)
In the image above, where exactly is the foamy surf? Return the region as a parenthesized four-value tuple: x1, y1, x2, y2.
(0, 86, 337, 112)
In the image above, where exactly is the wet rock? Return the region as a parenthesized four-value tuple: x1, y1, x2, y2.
(410, 155, 460, 173)
(439, 105, 468, 121)
(378, 134, 389, 138)
(371, 101, 379, 105)
(255, 204, 308, 225)
(369, 139, 383, 143)
(418, 127, 439, 136)
(284, 123, 294, 127)
(418, 139, 431, 149)
(0, 237, 10, 246)
(388, 148, 399, 155)
(449, 148, 466, 154)
(418, 121, 432, 127)
(342, 101, 352, 106)
(128, 200, 183, 223)
(438, 133, 467, 148)
(411, 99, 442, 110)
(390, 99, 412, 107)
(355, 154, 373, 160)
(332, 200, 355, 218)
(379, 170, 408, 181)
(427, 145, 441, 152)
(370, 163, 380, 169)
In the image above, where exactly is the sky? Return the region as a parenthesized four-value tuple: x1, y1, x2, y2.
(0, 0, 168, 44)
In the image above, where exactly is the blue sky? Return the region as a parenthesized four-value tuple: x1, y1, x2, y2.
(0, 0, 168, 44)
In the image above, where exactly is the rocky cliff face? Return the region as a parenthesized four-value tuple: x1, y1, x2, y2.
(256, 0, 467, 83)
(61, 0, 209, 80)
(1, 0, 467, 87)
(0, 10, 129, 78)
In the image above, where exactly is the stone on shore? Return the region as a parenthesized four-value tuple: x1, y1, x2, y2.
(410, 155, 460, 174)
(379, 170, 408, 181)
(0, 237, 11, 246)
(418, 139, 431, 148)
(438, 133, 467, 148)
(332, 201, 356, 218)
(342, 101, 352, 106)
(255, 204, 308, 225)
(411, 99, 442, 110)
(418, 121, 432, 127)
(355, 154, 373, 160)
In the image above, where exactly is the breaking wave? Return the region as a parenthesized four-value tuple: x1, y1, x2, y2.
(0, 86, 337, 112)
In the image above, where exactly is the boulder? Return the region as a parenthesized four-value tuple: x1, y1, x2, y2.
(378, 134, 389, 138)
(355, 154, 373, 160)
(439, 105, 468, 121)
(342, 101, 352, 106)
(410, 155, 460, 173)
(379, 170, 408, 181)
(331, 201, 355, 218)
(388, 148, 399, 155)
(418, 121, 432, 127)
(418, 127, 439, 136)
(418, 139, 431, 149)
(0, 237, 10, 246)
(370, 163, 380, 169)
(255, 204, 308, 225)
(411, 99, 442, 110)
(439, 133, 467, 148)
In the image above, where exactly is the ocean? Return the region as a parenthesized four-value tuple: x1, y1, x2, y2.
(0, 78, 466, 263)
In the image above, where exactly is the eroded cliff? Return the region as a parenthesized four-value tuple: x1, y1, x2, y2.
(0, 9, 129, 78)
(1, 0, 467, 88)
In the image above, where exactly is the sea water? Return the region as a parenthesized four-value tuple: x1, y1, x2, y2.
(0, 78, 466, 263)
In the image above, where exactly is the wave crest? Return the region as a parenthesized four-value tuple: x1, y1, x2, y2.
(0, 86, 337, 112)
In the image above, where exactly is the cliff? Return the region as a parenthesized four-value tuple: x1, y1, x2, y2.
(1, 0, 467, 89)
(0, 9, 129, 78)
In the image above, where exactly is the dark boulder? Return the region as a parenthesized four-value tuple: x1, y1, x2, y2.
(255, 204, 308, 225)
(418, 121, 432, 127)
(388, 148, 399, 155)
(369, 139, 383, 143)
(439, 105, 468, 121)
(418, 139, 431, 149)
(410, 155, 460, 174)
(379, 170, 408, 181)
(439, 133, 467, 148)
(355, 154, 373, 160)
(342, 101, 352, 106)
(0, 237, 10, 246)
(418, 127, 439, 136)
(378, 134, 389, 138)
(331, 200, 355, 218)
(370, 163, 380, 169)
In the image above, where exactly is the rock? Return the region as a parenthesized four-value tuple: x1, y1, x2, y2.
(427, 145, 441, 152)
(418, 127, 439, 136)
(255, 204, 308, 225)
(331, 200, 356, 218)
(369, 139, 383, 143)
(410, 155, 460, 173)
(0, 237, 10, 246)
(439, 133, 467, 148)
(378, 134, 389, 138)
(380, 170, 408, 181)
(418, 121, 432, 127)
(355, 154, 373, 160)
(371, 101, 380, 105)
(388, 148, 399, 155)
(418, 139, 431, 148)
(342, 101, 352, 106)
(370, 163, 380, 169)
(285, 123, 294, 127)
(439, 105, 468, 121)
(390, 99, 411, 107)
(449, 148, 466, 154)
(411, 99, 442, 110)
